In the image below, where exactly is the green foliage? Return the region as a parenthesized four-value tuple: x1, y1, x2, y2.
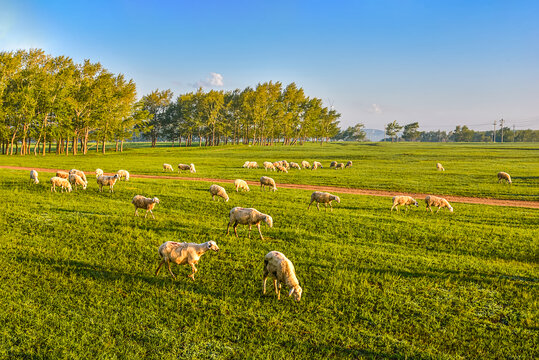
(385, 120, 403, 142)
(402, 122, 420, 141)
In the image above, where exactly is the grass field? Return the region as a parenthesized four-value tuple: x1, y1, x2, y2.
(0, 143, 538, 359)
(1, 142, 538, 201)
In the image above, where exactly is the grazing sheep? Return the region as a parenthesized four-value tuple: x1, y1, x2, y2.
(329, 161, 337, 168)
(263, 251, 302, 302)
(95, 169, 104, 178)
(117, 169, 130, 181)
(345, 161, 353, 168)
(209, 184, 229, 202)
(425, 195, 453, 213)
(29, 170, 39, 184)
(234, 179, 250, 192)
(50, 176, 72, 193)
(276, 164, 288, 173)
(226, 207, 273, 240)
(155, 240, 219, 280)
(178, 163, 196, 173)
(391, 196, 418, 212)
(97, 174, 119, 192)
(436, 163, 445, 171)
(289, 162, 301, 170)
(242, 161, 250, 168)
(56, 170, 69, 179)
(69, 173, 87, 190)
(335, 163, 345, 170)
(311, 161, 323, 170)
(497, 172, 512, 184)
(308, 191, 341, 211)
(260, 176, 277, 192)
(163, 163, 174, 172)
(301, 160, 311, 169)
(132, 195, 160, 219)
(263, 161, 276, 171)
(281, 160, 290, 170)
(69, 169, 87, 184)
(243, 161, 258, 169)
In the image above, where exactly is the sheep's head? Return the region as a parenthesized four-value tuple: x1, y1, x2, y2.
(332, 195, 341, 203)
(264, 215, 273, 228)
(412, 199, 419, 207)
(152, 197, 160, 204)
(242, 161, 249, 168)
(82, 182, 87, 190)
(190, 164, 196, 173)
(113, 174, 119, 180)
(289, 285, 303, 302)
(35, 179, 39, 184)
(207, 241, 219, 252)
(449, 206, 454, 213)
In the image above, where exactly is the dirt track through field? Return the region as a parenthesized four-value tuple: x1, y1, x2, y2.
(3, 165, 538, 209)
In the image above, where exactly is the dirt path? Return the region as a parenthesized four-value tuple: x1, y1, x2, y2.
(3, 165, 538, 209)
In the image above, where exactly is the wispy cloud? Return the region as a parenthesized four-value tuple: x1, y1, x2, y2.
(368, 103, 382, 114)
(193, 72, 224, 88)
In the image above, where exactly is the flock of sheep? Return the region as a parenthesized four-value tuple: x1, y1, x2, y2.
(25, 159, 515, 302)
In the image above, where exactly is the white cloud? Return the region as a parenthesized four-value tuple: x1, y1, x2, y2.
(193, 72, 224, 88)
(368, 103, 382, 114)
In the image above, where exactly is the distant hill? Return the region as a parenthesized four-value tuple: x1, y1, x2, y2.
(364, 129, 385, 142)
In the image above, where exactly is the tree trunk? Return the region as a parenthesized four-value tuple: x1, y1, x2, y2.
(121, 139, 124, 152)
(102, 138, 106, 154)
(115, 139, 119, 152)
(72, 136, 77, 155)
(48, 139, 52, 154)
(65, 137, 69, 156)
(83, 127, 89, 154)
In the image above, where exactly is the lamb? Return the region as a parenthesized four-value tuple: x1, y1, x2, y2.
(425, 195, 453, 213)
(263, 161, 276, 171)
(436, 163, 445, 171)
(155, 240, 219, 280)
(345, 161, 353, 168)
(391, 196, 418, 212)
(329, 161, 337, 168)
(226, 207, 273, 240)
(234, 179, 250, 192)
(178, 163, 196, 173)
(289, 162, 301, 170)
(308, 191, 341, 211)
(50, 176, 72, 193)
(69, 173, 87, 190)
(95, 169, 104, 178)
(29, 170, 39, 184)
(260, 176, 277, 192)
(311, 161, 323, 170)
(335, 163, 345, 170)
(209, 184, 229, 202)
(117, 169, 130, 181)
(263, 251, 302, 302)
(275, 164, 288, 173)
(301, 160, 311, 169)
(69, 169, 87, 184)
(97, 174, 119, 192)
(163, 163, 174, 172)
(132, 195, 160, 218)
(56, 170, 69, 179)
(497, 172, 512, 184)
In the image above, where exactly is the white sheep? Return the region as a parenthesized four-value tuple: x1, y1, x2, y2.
(263, 251, 302, 302)
(246, 161, 258, 169)
(308, 191, 341, 211)
(329, 161, 337, 168)
(335, 163, 345, 170)
(69, 169, 87, 184)
(289, 162, 301, 170)
(163, 163, 174, 172)
(345, 161, 353, 168)
(436, 163, 445, 171)
(260, 176, 277, 192)
(29, 170, 39, 184)
(497, 172, 512, 184)
(132, 195, 160, 218)
(50, 176, 72, 193)
(391, 196, 418, 212)
(263, 161, 276, 171)
(209, 184, 229, 202)
(226, 207, 273, 240)
(242, 161, 250, 168)
(69, 173, 87, 190)
(280, 160, 290, 169)
(234, 179, 250, 192)
(275, 164, 288, 173)
(155, 240, 219, 280)
(97, 174, 119, 192)
(311, 161, 323, 170)
(178, 163, 196, 173)
(425, 195, 453, 213)
(301, 160, 311, 169)
(95, 169, 104, 178)
(117, 169, 130, 181)
(56, 170, 69, 179)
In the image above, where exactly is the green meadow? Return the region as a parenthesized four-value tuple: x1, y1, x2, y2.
(0, 142, 537, 359)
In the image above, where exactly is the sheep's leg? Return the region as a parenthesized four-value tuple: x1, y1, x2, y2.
(166, 262, 176, 279)
(316, 203, 320, 211)
(150, 210, 155, 219)
(134, 208, 138, 217)
(257, 223, 264, 240)
(144, 210, 148, 219)
(188, 263, 197, 280)
(263, 269, 269, 294)
(248, 224, 252, 238)
(436, 207, 440, 214)
(308, 200, 313, 210)
(273, 279, 278, 296)
(330, 202, 333, 211)
(155, 260, 164, 276)
(390, 204, 395, 212)
(226, 221, 231, 235)
(324, 203, 328, 212)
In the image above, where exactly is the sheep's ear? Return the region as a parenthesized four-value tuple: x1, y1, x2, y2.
(288, 288, 295, 297)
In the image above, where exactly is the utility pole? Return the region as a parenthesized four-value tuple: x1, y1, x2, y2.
(499, 118, 505, 143)
(513, 125, 516, 142)
(492, 120, 497, 142)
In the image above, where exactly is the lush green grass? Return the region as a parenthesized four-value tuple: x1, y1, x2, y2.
(0, 169, 537, 359)
(2, 142, 538, 200)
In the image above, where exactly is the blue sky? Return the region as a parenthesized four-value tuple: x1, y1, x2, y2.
(1, 0, 538, 130)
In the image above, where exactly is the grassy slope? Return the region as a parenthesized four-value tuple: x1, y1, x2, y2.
(1, 142, 538, 201)
(0, 170, 537, 359)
